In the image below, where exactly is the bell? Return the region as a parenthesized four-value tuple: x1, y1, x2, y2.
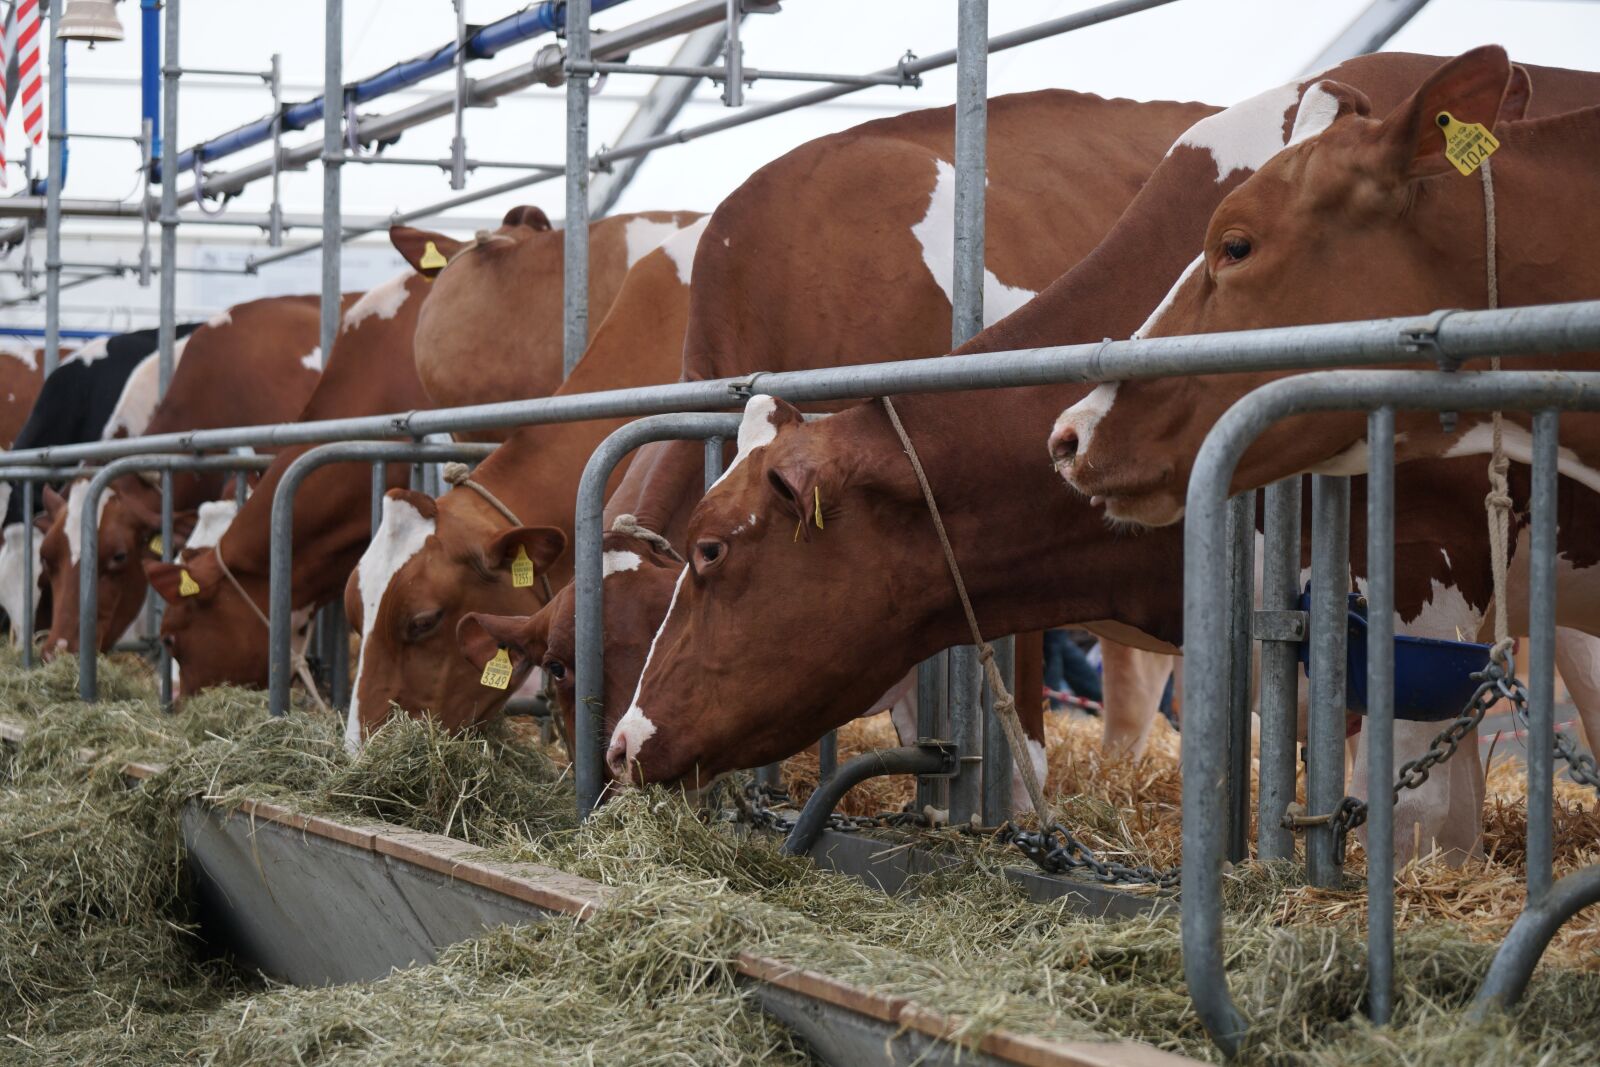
(55, 0, 125, 45)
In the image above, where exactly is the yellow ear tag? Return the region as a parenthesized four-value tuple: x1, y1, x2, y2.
(148, 535, 164, 556)
(480, 647, 513, 690)
(420, 240, 449, 271)
(1436, 111, 1499, 176)
(510, 544, 535, 589)
(178, 570, 200, 597)
(813, 485, 824, 530)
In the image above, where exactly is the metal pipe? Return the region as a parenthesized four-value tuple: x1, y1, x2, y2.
(1365, 407, 1395, 1025)
(981, 633, 1014, 826)
(21, 481, 35, 668)
(1225, 490, 1255, 863)
(721, 0, 741, 107)
(915, 652, 948, 816)
(268, 441, 493, 716)
(158, 469, 174, 710)
(268, 53, 283, 247)
(6, 312, 1600, 470)
(818, 729, 837, 787)
(77, 454, 271, 701)
(1301, 0, 1434, 74)
(1181, 368, 1600, 1056)
(44, 0, 65, 376)
(158, 0, 179, 394)
(782, 744, 958, 856)
(449, 0, 468, 191)
(1307, 474, 1350, 888)
(564, 0, 592, 378)
(1528, 408, 1559, 904)
(573, 60, 915, 88)
(321, 0, 343, 383)
(370, 461, 385, 535)
(1256, 475, 1302, 860)
(947, 638, 982, 827)
(1472, 864, 1600, 1014)
(574, 413, 742, 817)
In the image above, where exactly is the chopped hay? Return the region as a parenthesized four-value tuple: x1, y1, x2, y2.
(0, 653, 1595, 1065)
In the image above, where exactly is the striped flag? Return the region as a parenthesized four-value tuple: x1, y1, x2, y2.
(0, 0, 44, 189)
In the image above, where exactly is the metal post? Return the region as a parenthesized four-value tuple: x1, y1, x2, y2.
(158, 470, 175, 711)
(981, 633, 1013, 825)
(327, 596, 350, 708)
(321, 0, 344, 376)
(20, 482, 35, 668)
(1225, 491, 1255, 863)
(44, 0, 65, 376)
(370, 461, 386, 535)
(575, 415, 743, 817)
(563, 0, 592, 378)
(159, 0, 179, 393)
(721, 0, 743, 107)
(1307, 474, 1350, 887)
(1528, 409, 1559, 904)
(138, 119, 153, 286)
(449, 0, 468, 190)
(818, 729, 837, 787)
(1256, 476, 1303, 860)
(945, 0, 988, 832)
(1365, 407, 1395, 1024)
(268, 53, 284, 247)
(915, 653, 949, 815)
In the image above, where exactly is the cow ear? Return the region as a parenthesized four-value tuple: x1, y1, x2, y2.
(1376, 45, 1513, 181)
(115, 487, 163, 531)
(384, 487, 439, 523)
(40, 485, 66, 521)
(144, 558, 213, 605)
(1288, 80, 1370, 144)
(1501, 64, 1533, 124)
(391, 225, 465, 279)
(457, 611, 541, 683)
(501, 205, 552, 232)
(483, 526, 567, 579)
(767, 459, 826, 543)
(170, 509, 199, 543)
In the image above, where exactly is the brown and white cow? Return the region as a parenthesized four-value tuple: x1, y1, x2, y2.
(1051, 46, 1600, 526)
(144, 274, 434, 696)
(38, 295, 334, 656)
(347, 91, 1210, 760)
(607, 54, 1600, 861)
(0, 341, 48, 448)
(391, 206, 702, 424)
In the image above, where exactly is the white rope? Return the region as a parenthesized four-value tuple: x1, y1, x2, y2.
(211, 543, 329, 712)
(1480, 159, 1513, 665)
(610, 513, 684, 563)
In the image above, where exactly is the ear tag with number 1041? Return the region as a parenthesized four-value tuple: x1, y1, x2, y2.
(511, 545, 535, 588)
(480, 648, 513, 690)
(1436, 111, 1499, 176)
(178, 570, 200, 597)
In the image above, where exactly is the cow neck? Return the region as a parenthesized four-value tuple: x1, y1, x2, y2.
(443, 461, 555, 605)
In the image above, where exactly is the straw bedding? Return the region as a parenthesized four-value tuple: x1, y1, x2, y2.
(0, 648, 1595, 1065)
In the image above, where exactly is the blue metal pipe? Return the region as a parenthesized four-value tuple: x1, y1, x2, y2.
(142, 0, 160, 162)
(153, 0, 632, 182)
(0, 327, 106, 339)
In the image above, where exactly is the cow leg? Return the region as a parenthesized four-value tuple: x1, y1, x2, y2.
(1554, 627, 1600, 755)
(1009, 631, 1049, 812)
(1099, 639, 1175, 760)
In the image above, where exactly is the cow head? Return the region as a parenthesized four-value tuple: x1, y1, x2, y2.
(1051, 46, 1532, 525)
(147, 546, 271, 697)
(603, 395, 949, 791)
(343, 487, 565, 749)
(38, 479, 177, 658)
(457, 529, 686, 766)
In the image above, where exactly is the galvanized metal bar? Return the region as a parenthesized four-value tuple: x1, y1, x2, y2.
(1225, 491, 1256, 863)
(981, 634, 1014, 826)
(158, 0, 180, 394)
(77, 454, 271, 702)
(703, 435, 724, 488)
(1472, 864, 1600, 1014)
(321, 0, 344, 375)
(573, 60, 916, 87)
(327, 597, 350, 709)
(946, 638, 983, 827)
(268, 53, 284, 247)
(1528, 408, 1559, 905)
(44, 0, 65, 376)
(449, 0, 468, 191)
(1365, 407, 1396, 1025)
(915, 653, 949, 815)
(159, 470, 175, 711)
(1256, 475, 1302, 860)
(818, 729, 837, 787)
(268, 442, 493, 717)
(720, 0, 742, 107)
(370, 461, 386, 536)
(8, 308, 1600, 471)
(564, 0, 592, 378)
(1307, 474, 1350, 888)
(574, 413, 744, 818)
(1180, 368, 1600, 1057)
(20, 481, 35, 669)
(1301, 0, 1434, 74)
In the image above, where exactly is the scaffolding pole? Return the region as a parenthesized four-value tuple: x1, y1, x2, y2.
(321, 0, 343, 370)
(564, 0, 592, 378)
(44, 0, 65, 374)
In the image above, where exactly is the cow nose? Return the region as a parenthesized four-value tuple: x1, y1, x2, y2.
(1048, 423, 1080, 469)
(606, 733, 631, 780)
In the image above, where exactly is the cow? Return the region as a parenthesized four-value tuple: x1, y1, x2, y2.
(345, 90, 1211, 786)
(37, 296, 334, 657)
(144, 273, 434, 696)
(390, 205, 702, 426)
(0, 325, 201, 646)
(340, 219, 706, 750)
(1050, 46, 1600, 527)
(606, 54, 1600, 862)
(0, 341, 49, 450)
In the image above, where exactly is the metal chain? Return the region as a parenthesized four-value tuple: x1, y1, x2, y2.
(734, 780, 1178, 888)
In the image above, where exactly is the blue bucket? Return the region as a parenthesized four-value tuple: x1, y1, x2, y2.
(1297, 592, 1492, 722)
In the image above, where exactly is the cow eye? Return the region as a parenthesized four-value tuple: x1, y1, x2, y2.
(108, 551, 129, 567)
(544, 659, 566, 681)
(694, 539, 726, 573)
(1221, 235, 1252, 263)
(405, 609, 443, 641)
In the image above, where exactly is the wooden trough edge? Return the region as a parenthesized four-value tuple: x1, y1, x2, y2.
(1, 718, 1201, 1067)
